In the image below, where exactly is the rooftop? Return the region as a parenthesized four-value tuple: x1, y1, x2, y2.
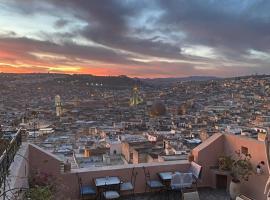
(1, 132, 269, 200)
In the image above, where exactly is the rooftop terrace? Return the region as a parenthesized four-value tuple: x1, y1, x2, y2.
(1, 133, 269, 200)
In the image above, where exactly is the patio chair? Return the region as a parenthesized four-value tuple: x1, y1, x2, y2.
(188, 161, 202, 187)
(102, 182, 121, 200)
(120, 167, 138, 198)
(171, 172, 182, 190)
(143, 166, 165, 194)
(169, 172, 183, 199)
(181, 173, 198, 200)
(76, 173, 97, 200)
(181, 173, 194, 189)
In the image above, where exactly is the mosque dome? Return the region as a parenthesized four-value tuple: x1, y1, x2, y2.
(150, 101, 166, 116)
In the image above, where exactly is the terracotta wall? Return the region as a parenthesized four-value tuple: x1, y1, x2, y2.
(224, 134, 268, 200)
(60, 161, 190, 200)
(28, 144, 62, 177)
(192, 133, 225, 187)
(193, 133, 269, 200)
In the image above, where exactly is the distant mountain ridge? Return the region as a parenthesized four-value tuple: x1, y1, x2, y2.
(0, 73, 221, 87)
(141, 76, 220, 86)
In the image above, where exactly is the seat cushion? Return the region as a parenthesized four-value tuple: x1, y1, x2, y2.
(80, 185, 96, 195)
(103, 191, 120, 199)
(147, 180, 164, 188)
(183, 191, 200, 200)
(120, 182, 134, 191)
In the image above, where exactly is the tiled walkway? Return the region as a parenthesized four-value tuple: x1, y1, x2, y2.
(123, 188, 230, 200)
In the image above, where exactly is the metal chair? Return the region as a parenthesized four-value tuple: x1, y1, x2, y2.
(120, 167, 138, 198)
(181, 173, 198, 199)
(76, 173, 97, 200)
(143, 166, 165, 195)
(188, 161, 202, 188)
(102, 182, 121, 200)
(169, 172, 183, 199)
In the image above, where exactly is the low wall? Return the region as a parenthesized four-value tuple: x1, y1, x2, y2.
(28, 144, 62, 177)
(61, 161, 190, 199)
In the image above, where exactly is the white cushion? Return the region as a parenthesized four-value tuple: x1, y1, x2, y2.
(120, 182, 133, 191)
(103, 191, 120, 199)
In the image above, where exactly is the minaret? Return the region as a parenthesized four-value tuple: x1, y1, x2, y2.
(55, 95, 62, 117)
(130, 86, 143, 106)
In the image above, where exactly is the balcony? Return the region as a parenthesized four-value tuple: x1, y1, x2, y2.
(2, 133, 269, 200)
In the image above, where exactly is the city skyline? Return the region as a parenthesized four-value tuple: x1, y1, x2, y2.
(0, 0, 270, 78)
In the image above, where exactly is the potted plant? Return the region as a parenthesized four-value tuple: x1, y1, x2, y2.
(229, 150, 253, 200)
(218, 155, 233, 171)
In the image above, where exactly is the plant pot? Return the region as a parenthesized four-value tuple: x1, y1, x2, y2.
(229, 180, 241, 200)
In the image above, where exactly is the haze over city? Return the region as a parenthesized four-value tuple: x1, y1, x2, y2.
(0, 0, 270, 77)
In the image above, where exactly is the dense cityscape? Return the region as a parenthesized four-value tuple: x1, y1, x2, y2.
(1, 73, 270, 170)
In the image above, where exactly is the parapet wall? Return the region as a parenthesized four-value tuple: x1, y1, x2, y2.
(193, 133, 269, 200)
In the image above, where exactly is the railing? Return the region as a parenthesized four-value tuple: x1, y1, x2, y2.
(0, 129, 22, 188)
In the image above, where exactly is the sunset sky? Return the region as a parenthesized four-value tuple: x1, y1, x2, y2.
(0, 0, 270, 78)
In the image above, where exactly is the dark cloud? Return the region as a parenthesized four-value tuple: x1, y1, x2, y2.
(0, 36, 137, 66)
(157, 0, 270, 56)
(1, 0, 270, 77)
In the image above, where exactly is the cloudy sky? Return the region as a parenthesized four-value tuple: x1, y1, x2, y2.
(0, 0, 270, 78)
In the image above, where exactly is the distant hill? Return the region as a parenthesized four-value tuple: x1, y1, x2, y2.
(141, 76, 220, 86)
(0, 73, 140, 89)
(0, 73, 221, 88)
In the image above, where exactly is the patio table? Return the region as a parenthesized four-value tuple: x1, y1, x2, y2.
(158, 171, 181, 181)
(95, 176, 121, 187)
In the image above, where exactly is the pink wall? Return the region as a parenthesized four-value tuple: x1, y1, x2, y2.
(192, 133, 225, 187)
(28, 144, 62, 177)
(224, 134, 268, 200)
(193, 133, 269, 200)
(60, 161, 190, 199)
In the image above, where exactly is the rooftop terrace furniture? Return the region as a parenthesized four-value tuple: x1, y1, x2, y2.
(181, 173, 194, 189)
(143, 166, 165, 197)
(95, 176, 121, 199)
(170, 172, 183, 199)
(188, 161, 202, 187)
(95, 176, 121, 187)
(120, 167, 137, 199)
(102, 182, 121, 200)
(76, 173, 97, 200)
